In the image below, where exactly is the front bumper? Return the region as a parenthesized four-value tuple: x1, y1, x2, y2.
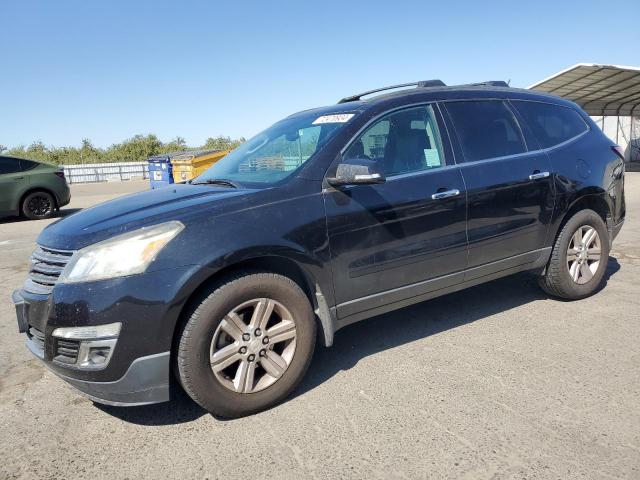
(58, 352, 170, 406)
(11, 266, 196, 406)
(56, 183, 72, 208)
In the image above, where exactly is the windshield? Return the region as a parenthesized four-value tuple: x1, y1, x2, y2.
(194, 111, 357, 186)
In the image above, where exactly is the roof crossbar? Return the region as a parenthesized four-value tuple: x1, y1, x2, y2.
(337, 80, 446, 104)
(464, 80, 510, 87)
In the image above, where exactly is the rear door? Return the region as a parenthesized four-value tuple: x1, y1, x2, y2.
(323, 104, 468, 320)
(0, 157, 28, 214)
(442, 100, 555, 279)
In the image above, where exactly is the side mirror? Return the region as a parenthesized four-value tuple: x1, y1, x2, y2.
(327, 161, 386, 187)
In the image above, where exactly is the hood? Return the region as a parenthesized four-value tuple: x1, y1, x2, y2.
(38, 184, 256, 250)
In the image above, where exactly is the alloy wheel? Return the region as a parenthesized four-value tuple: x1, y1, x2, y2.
(27, 195, 52, 218)
(210, 298, 297, 393)
(566, 225, 602, 285)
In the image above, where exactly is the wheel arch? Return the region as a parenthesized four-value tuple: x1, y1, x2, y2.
(552, 191, 612, 248)
(171, 253, 336, 354)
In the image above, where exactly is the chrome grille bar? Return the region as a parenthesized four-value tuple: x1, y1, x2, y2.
(24, 246, 74, 295)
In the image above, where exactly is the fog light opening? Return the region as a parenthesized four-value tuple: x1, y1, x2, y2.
(86, 346, 111, 367)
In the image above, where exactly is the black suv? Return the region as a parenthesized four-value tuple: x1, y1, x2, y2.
(12, 80, 625, 417)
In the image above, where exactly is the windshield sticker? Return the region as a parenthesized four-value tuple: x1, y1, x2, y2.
(312, 113, 355, 125)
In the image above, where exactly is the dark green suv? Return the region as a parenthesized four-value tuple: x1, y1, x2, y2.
(0, 156, 71, 220)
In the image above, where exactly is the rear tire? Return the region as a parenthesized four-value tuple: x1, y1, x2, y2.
(21, 191, 55, 220)
(539, 209, 610, 300)
(177, 272, 316, 418)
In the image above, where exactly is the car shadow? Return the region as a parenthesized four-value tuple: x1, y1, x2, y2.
(298, 257, 620, 398)
(95, 384, 207, 425)
(96, 256, 621, 425)
(0, 208, 82, 224)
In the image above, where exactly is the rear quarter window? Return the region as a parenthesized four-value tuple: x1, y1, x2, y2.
(511, 101, 589, 149)
(20, 159, 40, 171)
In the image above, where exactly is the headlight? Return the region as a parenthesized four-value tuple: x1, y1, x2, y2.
(59, 221, 184, 283)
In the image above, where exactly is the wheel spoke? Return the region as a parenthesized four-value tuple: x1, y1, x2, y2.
(267, 319, 296, 344)
(220, 312, 247, 341)
(211, 349, 241, 372)
(582, 227, 597, 248)
(233, 360, 251, 392)
(587, 248, 601, 261)
(244, 361, 257, 393)
(569, 261, 581, 282)
(580, 262, 594, 282)
(572, 228, 584, 248)
(260, 351, 287, 379)
(249, 298, 275, 330)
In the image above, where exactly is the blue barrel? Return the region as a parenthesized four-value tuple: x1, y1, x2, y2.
(147, 154, 176, 189)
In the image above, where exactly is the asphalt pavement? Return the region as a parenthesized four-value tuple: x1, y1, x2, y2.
(1, 177, 639, 479)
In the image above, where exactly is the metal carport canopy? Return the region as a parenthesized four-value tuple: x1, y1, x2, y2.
(529, 63, 640, 117)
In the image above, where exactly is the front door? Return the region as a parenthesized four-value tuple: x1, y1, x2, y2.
(442, 99, 555, 278)
(0, 157, 27, 214)
(323, 104, 468, 320)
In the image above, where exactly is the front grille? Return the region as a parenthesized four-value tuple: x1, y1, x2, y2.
(24, 246, 74, 295)
(27, 326, 45, 353)
(54, 338, 80, 364)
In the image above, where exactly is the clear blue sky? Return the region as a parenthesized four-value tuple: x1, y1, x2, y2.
(1, 0, 637, 149)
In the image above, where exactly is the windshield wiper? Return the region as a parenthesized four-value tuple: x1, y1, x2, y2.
(190, 178, 240, 188)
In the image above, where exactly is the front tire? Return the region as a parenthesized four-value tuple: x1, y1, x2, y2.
(539, 209, 610, 300)
(177, 272, 316, 418)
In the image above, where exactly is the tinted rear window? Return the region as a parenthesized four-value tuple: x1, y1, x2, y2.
(512, 101, 588, 148)
(0, 157, 21, 174)
(445, 100, 526, 162)
(20, 159, 40, 171)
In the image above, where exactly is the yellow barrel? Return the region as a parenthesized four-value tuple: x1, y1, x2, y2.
(171, 149, 230, 183)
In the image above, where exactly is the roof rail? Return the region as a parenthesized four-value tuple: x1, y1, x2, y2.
(337, 80, 446, 104)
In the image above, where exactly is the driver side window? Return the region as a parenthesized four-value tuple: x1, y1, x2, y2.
(343, 105, 445, 176)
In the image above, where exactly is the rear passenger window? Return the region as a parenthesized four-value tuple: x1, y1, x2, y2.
(0, 157, 21, 174)
(445, 100, 526, 162)
(512, 101, 588, 148)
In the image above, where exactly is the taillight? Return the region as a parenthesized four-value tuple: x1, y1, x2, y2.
(612, 145, 625, 161)
(54, 171, 65, 179)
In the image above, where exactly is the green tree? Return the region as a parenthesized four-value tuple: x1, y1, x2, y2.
(79, 138, 103, 164)
(160, 136, 188, 154)
(106, 134, 163, 162)
(203, 135, 244, 151)
(3, 134, 244, 165)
